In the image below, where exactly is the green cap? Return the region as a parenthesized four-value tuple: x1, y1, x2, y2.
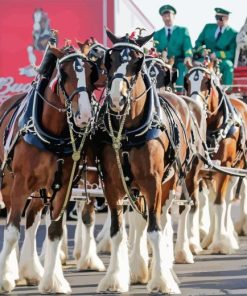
(159, 5, 176, 15)
(214, 7, 231, 16)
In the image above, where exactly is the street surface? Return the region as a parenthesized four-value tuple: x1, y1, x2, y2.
(0, 202, 247, 295)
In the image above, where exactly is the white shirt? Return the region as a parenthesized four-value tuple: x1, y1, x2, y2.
(215, 26, 226, 39)
(165, 26, 173, 37)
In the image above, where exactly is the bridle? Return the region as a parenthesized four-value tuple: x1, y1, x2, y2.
(35, 52, 96, 134)
(187, 66, 224, 116)
(57, 53, 90, 107)
(105, 42, 151, 115)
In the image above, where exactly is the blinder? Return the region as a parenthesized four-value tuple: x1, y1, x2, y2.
(104, 43, 145, 75)
(57, 53, 92, 103)
(184, 66, 212, 93)
(87, 60, 99, 85)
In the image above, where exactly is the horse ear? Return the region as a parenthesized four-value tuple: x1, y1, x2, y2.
(76, 39, 90, 56)
(50, 47, 64, 59)
(106, 28, 120, 44)
(76, 40, 84, 51)
(168, 56, 175, 67)
(135, 32, 154, 48)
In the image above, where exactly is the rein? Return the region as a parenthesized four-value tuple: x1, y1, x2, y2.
(32, 83, 67, 113)
(107, 99, 148, 219)
(107, 71, 156, 118)
(51, 53, 94, 220)
(53, 121, 91, 221)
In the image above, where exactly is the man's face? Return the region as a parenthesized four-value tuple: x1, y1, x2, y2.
(215, 15, 228, 27)
(162, 11, 175, 27)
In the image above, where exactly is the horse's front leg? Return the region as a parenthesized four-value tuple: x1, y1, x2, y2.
(76, 199, 105, 271)
(161, 176, 177, 266)
(19, 196, 44, 285)
(38, 186, 71, 294)
(97, 188, 129, 292)
(186, 164, 202, 255)
(129, 204, 149, 284)
(141, 174, 180, 294)
(208, 173, 239, 254)
(208, 171, 237, 254)
(235, 177, 247, 235)
(96, 207, 111, 253)
(198, 179, 210, 240)
(0, 174, 27, 293)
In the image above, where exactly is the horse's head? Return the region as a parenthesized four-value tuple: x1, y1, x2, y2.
(184, 66, 215, 112)
(145, 56, 177, 89)
(104, 29, 153, 112)
(77, 38, 108, 88)
(46, 46, 98, 128)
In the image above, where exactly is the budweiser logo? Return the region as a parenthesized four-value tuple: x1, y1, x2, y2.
(0, 76, 31, 97)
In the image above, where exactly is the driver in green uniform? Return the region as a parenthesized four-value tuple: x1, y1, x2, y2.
(194, 8, 237, 86)
(153, 4, 193, 93)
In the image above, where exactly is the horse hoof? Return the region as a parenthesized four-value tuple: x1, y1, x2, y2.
(147, 273, 181, 294)
(25, 278, 40, 286)
(130, 255, 149, 284)
(190, 243, 203, 255)
(77, 255, 106, 272)
(201, 235, 213, 249)
(0, 278, 16, 293)
(208, 244, 236, 255)
(38, 276, 72, 294)
(175, 250, 194, 264)
(235, 220, 247, 236)
(97, 273, 130, 293)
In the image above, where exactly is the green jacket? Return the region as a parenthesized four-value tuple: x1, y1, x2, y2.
(153, 26, 193, 61)
(195, 24, 237, 61)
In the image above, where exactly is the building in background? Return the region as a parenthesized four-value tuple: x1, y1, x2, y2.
(0, 0, 153, 101)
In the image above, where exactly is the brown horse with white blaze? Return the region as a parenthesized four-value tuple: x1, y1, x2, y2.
(0, 45, 98, 293)
(184, 63, 247, 254)
(95, 30, 198, 294)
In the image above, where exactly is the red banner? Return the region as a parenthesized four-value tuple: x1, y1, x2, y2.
(0, 0, 114, 101)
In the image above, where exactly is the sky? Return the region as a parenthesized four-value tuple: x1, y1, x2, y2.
(132, 0, 247, 45)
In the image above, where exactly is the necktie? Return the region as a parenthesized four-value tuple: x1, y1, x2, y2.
(216, 28, 222, 41)
(167, 28, 171, 41)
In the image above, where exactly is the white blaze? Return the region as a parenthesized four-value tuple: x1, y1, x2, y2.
(109, 62, 128, 111)
(73, 59, 92, 127)
(188, 70, 205, 110)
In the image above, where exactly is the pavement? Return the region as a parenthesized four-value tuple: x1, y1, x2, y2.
(0, 203, 247, 296)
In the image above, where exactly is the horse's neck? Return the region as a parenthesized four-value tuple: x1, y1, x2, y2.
(42, 87, 67, 135)
(125, 75, 146, 129)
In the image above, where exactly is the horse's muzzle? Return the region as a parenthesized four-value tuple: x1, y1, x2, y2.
(110, 95, 126, 112)
(74, 111, 92, 128)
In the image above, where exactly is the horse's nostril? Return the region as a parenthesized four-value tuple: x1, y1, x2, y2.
(75, 111, 80, 118)
(119, 97, 126, 107)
